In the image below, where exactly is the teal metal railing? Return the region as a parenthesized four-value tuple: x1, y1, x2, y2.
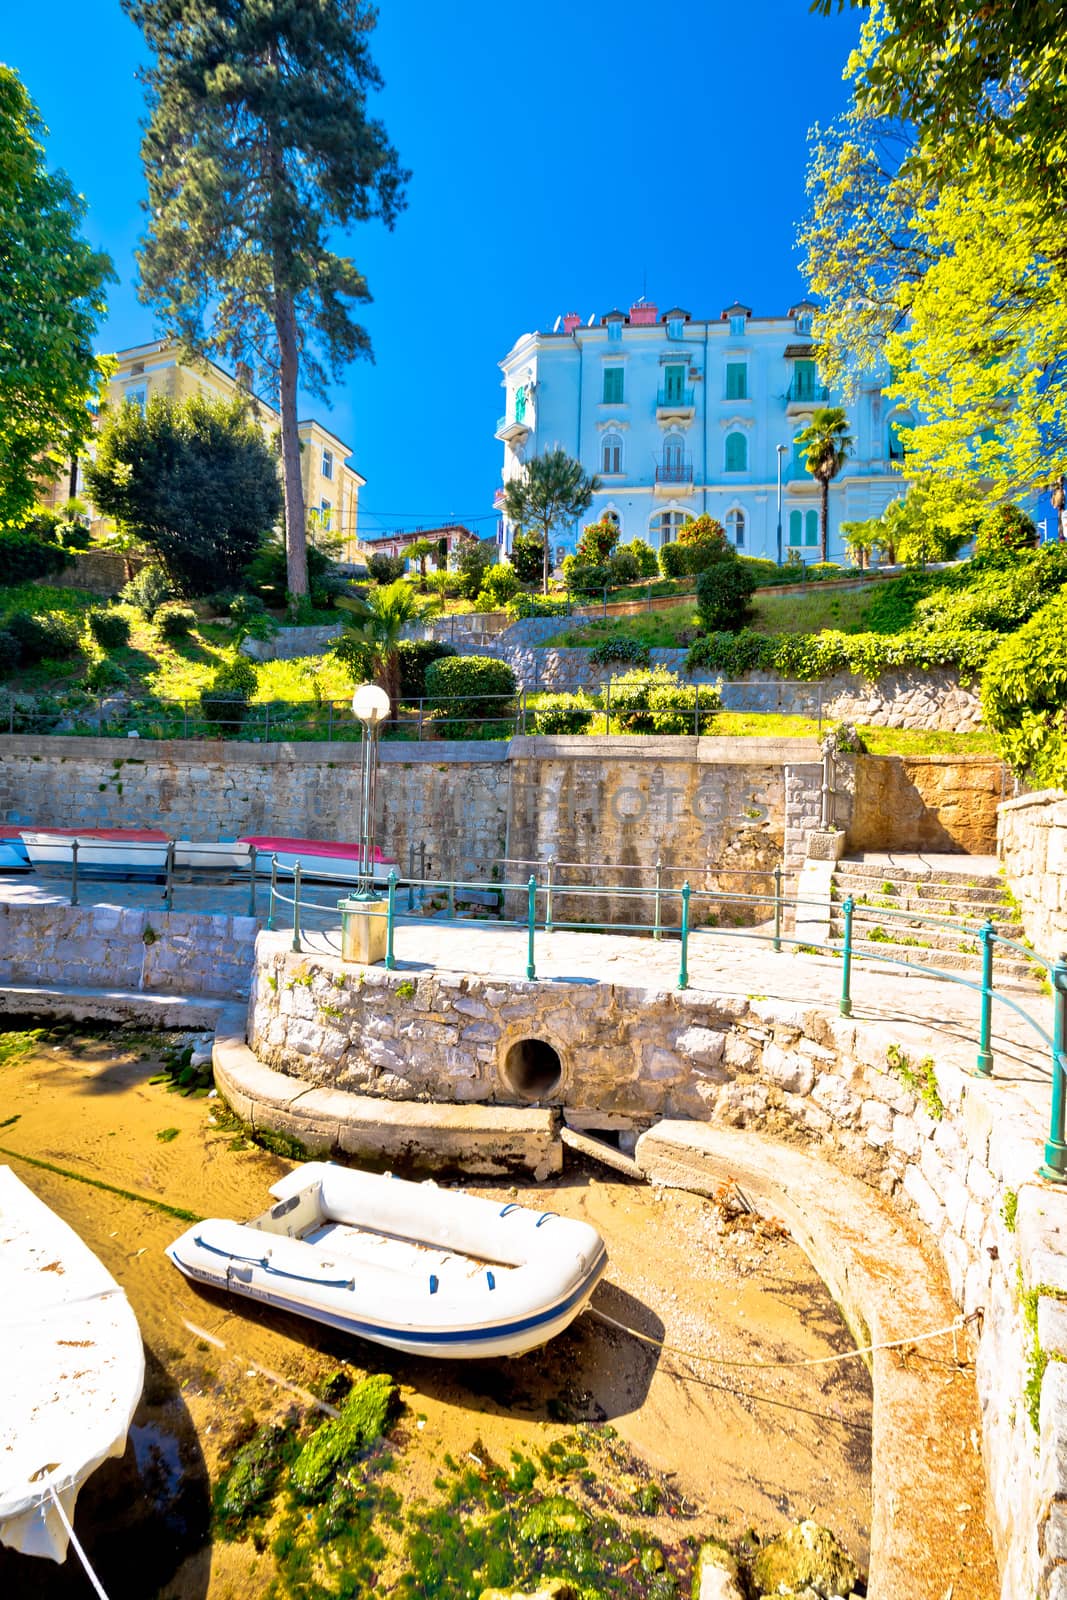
(262, 860, 1064, 1181)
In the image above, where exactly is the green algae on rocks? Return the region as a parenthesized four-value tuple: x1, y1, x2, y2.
(291, 1374, 398, 1500)
(750, 1519, 859, 1598)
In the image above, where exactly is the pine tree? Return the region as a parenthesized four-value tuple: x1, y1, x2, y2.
(123, 0, 408, 600)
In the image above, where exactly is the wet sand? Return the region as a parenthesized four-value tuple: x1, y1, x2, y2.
(0, 1025, 874, 1598)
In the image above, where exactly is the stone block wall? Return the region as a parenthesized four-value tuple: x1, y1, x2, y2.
(998, 789, 1067, 951)
(48, 550, 145, 597)
(247, 934, 1064, 1598)
(0, 902, 256, 997)
(847, 754, 1009, 855)
(240, 623, 342, 662)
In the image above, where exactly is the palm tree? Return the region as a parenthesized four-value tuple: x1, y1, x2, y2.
(337, 580, 439, 712)
(503, 449, 599, 594)
(795, 407, 852, 562)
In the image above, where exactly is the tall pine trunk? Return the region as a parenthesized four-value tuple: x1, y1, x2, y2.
(819, 476, 829, 563)
(542, 517, 550, 595)
(276, 286, 307, 600)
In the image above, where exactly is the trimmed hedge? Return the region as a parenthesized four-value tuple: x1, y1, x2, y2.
(529, 693, 599, 734)
(507, 593, 570, 620)
(396, 639, 457, 699)
(424, 654, 517, 720)
(686, 624, 1000, 682)
(981, 589, 1067, 788)
(0, 531, 70, 586)
(606, 666, 721, 734)
(695, 561, 757, 632)
(88, 609, 131, 649)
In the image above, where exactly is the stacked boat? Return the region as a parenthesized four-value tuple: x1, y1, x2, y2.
(0, 825, 396, 884)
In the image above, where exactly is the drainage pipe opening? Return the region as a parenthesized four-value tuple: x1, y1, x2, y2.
(502, 1038, 563, 1100)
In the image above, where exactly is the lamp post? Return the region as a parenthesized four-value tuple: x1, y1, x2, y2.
(776, 444, 788, 566)
(351, 683, 391, 895)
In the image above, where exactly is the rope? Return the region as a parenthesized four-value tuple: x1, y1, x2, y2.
(46, 1484, 111, 1600)
(587, 1304, 977, 1371)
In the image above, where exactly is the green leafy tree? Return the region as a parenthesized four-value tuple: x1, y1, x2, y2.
(509, 531, 544, 585)
(678, 515, 728, 550)
(975, 505, 1038, 561)
(335, 580, 438, 711)
(404, 538, 435, 580)
(502, 449, 599, 593)
(453, 538, 495, 601)
(0, 67, 113, 527)
(841, 518, 879, 570)
(123, 0, 408, 601)
(86, 394, 283, 595)
(794, 408, 852, 562)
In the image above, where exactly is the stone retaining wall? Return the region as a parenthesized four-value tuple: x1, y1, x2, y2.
(844, 753, 1008, 855)
(998, 789, 1067, 951)
(240, 623, 342, 662)
(0, 902, 256, 997)
(49, 549, 145, 596)
(247, 932, 1064, 1598)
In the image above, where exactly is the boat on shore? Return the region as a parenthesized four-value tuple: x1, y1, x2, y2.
(239, 835, 397, 882)
(167, 1162, 607, 1359)
(19, 827, 170, 880)
(173, 839, 252, 872)
(0, 1166, 144, 1562)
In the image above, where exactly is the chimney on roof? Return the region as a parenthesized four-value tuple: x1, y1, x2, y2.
(629, 300, 658, 326)
(562, 312, 581, 335)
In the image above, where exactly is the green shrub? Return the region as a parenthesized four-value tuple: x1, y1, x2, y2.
(696, 561, 757, 632)
(976, 503, 1037, 559)
(657, 542, 688, 580)
(199, 656, 258, 730)
(474, 563, 520, 610)
(5, 609, 81, 663)
(86, 657, 129, 691)
(365, 551, 407, 584)
(738, 555, 780, 585)
(244, 539, 331, 604)
(155, 602, 197, 639)
(589, 637, 651, 667)
(87, 609, 131, 649)
(561, 556, 609, 594)
(606, 548, 639, 586)
(981, 589, 1067, 787)
(686, 628, 774, 676)
(509, 531, 545, 585)
(424, 654, 516, 718)
(396, 639, 458, 699)
(423, 570, 466, 599)
(0, 629, 21, 674)
(619, 538, 659, 578)
(807, 561, 843, 577)
(0, 530, 70, 586)
(529, 693, 598, 734)
(606, 666, 719, 734)
(575, 516, 621, 565)
(685, 623, 998, 681)
(507, 592, 571, 620)
(229, 592, 278, 643)
(121, 562, 173, 619)
(452, 538, 495, 600)
(60, 524, 91, 551)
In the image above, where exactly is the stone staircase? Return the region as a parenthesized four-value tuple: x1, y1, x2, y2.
(828, 856, 1042, 990)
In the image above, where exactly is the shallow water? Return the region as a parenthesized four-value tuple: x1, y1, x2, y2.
(0, 1025, 873, 1598)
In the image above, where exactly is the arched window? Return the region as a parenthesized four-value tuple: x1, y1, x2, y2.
(788, 510, 802, 547)
(663, 433, 685, 469)
(887, 415, 909, 462)
(726, 509, 745, 548)
(650, 509, 687, 548)
(805, 510, 819, 547)
(602, 433, 623, 474)
(604, 509, 620, 528)
(725, 432, 747, 472)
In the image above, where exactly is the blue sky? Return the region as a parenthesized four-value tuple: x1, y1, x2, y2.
(3, 1, 863, 540)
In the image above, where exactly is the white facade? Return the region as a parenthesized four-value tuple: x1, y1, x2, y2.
(495, 299, 910, 562)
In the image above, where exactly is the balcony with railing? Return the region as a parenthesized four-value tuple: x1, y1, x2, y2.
(495, 412, 530, 444)
(656, 386, 696, 419)
(786, 378, 830, 414)
(654, 457, 694, 491)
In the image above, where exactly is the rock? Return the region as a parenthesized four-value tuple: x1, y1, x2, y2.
(750, 1521, 859, 1599)
(479, 1585, 580, 1600)
(518, 1496, 592, 1544)
(693, 1539, 743, 1600)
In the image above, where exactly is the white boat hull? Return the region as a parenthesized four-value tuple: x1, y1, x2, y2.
(20, 832, 169, 878)
(0, 1167, 144, 1562)
(167, 1163, 607, 1361)
(173, 840, 252, 871)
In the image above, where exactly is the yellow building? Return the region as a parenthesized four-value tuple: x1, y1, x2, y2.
(84, 340, 366, 560)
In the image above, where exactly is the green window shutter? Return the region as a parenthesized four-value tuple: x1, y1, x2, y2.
(805, 511, 819, 546)
(725, 433, 747, 472)
(603, 367, 624, 404)
(794, 360, 816, 401)
(726, 363, 747, 400)
(664, 364, 685, 402)
(789, 511, 802, 546)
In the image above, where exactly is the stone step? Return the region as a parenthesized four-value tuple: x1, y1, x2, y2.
(830, 895, 1023, 939)
(833, 869, 1007, 903)
(829, 912, 1025, 956)
(830, 936, 1040, 987)
(831, 864, 1011, 889)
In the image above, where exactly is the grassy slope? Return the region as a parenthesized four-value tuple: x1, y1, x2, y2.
(543, 583, 880, 649)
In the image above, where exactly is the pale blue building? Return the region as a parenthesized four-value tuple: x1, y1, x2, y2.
(495, 298, 909, 563)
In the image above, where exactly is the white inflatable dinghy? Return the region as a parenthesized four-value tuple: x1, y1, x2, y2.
(166, 1162, 607, 1359)
(0, 1167, 144, 1561)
